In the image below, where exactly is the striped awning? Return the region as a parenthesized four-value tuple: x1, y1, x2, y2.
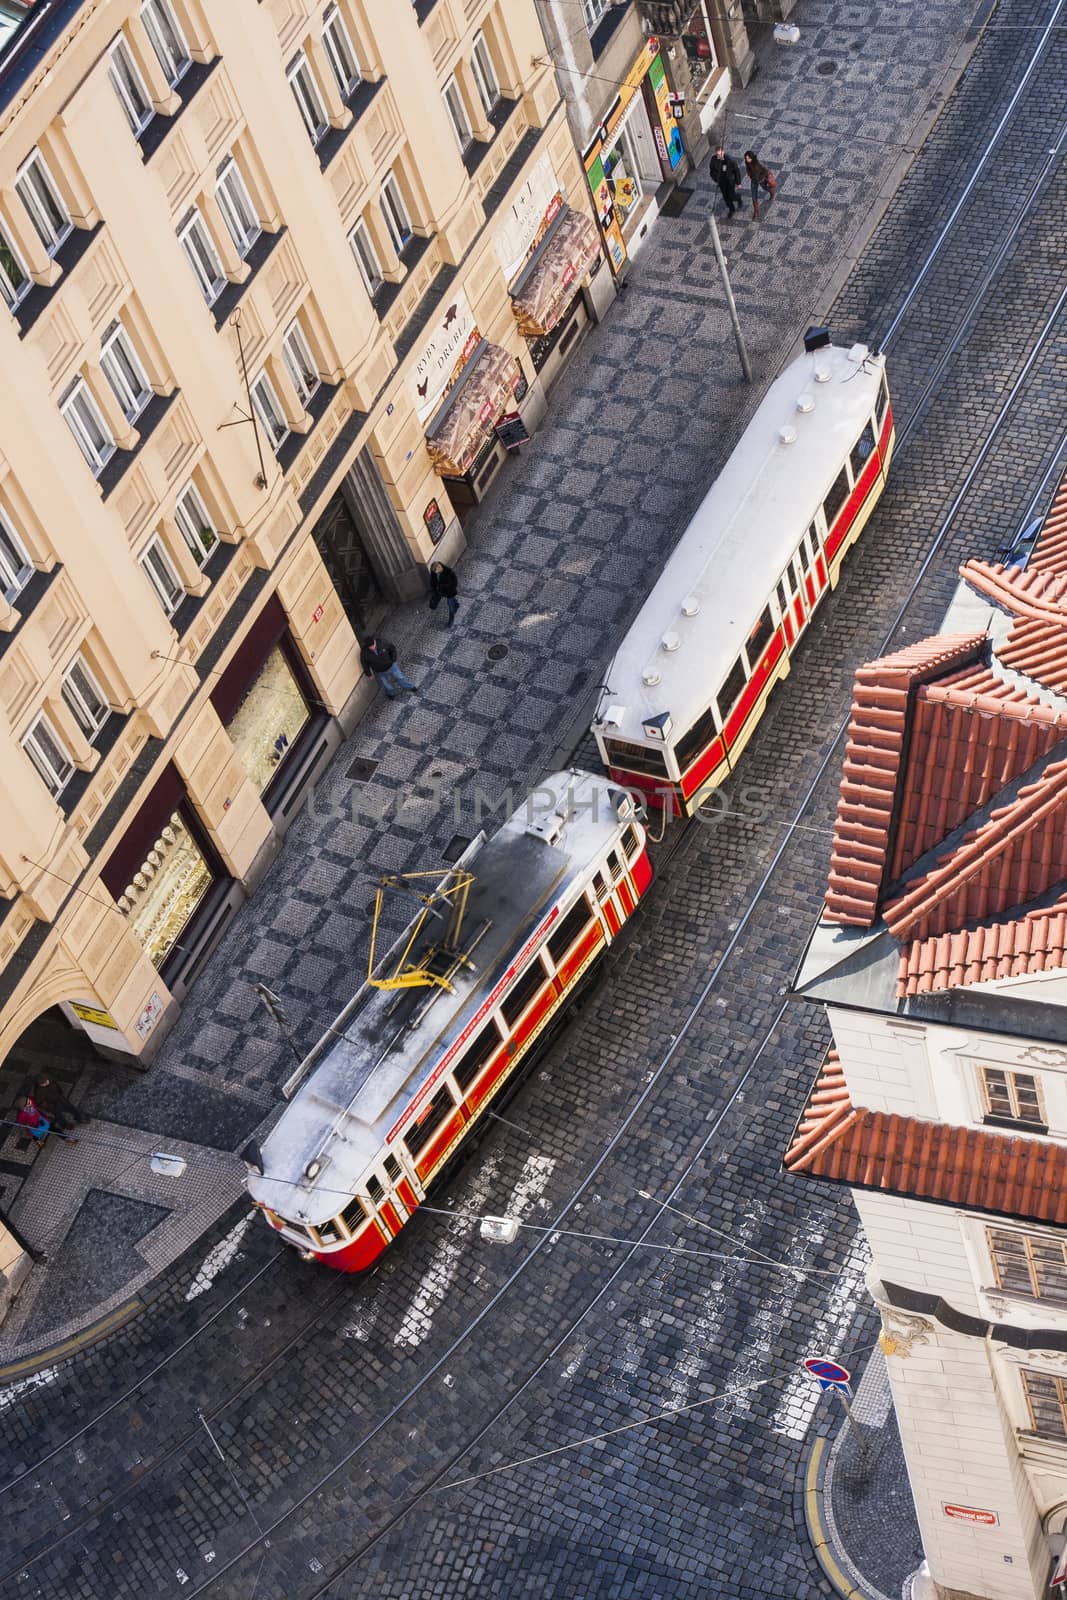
(510, 205, 603, 339)
(425, 339, 521, 478)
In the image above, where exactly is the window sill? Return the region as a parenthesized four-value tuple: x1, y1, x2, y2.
(211, 227, 287, 328)
(296, 407, 369, 516)
(393, 261, 458, 364)
(0, 566, 62, 661)
(318, 77, 386, 170)
(589, 3, 631, 61)
(414, 0, 440, 23)
(168, 537, 240, 639)
(138, 57, 221, 163)
(99, 391, 180, 500)
(462, 97, 519, 177)
(14, 221, 105, 339)
(58, 712, 132, 820)
(983, 1114, 1049, 1136)
(276, 381, 340, 473)
(370, 233, 432, 322)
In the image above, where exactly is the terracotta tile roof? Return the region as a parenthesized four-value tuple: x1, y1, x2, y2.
(1028, 469, 1067, 574)
(785, 1052, 1067, 1225)
(899, 889, 1067, 995)
(823, 633, 988, 927)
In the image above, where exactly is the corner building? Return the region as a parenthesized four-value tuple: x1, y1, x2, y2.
(786, 471, 1067, 1600)
(0, 0, 606, 1091)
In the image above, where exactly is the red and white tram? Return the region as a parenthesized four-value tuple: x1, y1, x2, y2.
(592, 338, 894, 814)
(248, 770, 649, 1270)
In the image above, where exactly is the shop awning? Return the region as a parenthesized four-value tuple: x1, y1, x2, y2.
(510, 205, 603, 339)
(425, 339, 521, 478)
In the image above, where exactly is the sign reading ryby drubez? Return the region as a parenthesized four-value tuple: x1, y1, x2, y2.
(407, 289, 479, 423)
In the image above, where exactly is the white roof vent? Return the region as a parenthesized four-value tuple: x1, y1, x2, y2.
(642, 667, 661, 686)
(660, 631, 681, 652)
(778, 425, 797, 446)
(681, 595, 700, 616)
(527, 811, 566, 846)
(600, 704, 626, 728)
(813, 362, 832, 384)
(847, 342, 870, 364)
(796, 393, 815, 414)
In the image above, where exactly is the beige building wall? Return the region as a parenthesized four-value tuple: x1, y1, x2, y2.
(0, 0, 609, 1278)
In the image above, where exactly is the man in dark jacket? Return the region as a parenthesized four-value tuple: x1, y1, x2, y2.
(33, 1074, 88, 1132)
(428, 561, 459, 627)
(709, 147, 741, 217)
(360, 635, 417, 699)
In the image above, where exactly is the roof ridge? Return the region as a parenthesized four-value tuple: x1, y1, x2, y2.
(961, 559, 1067, 623)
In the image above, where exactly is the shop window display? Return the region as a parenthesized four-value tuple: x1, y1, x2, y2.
(226, 644, 310, 795)
(116, 811, 213, 967)
(681, 3, 719, 98)
(603, 129, 641, 228)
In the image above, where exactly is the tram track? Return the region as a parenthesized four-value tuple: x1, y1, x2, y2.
(3, 3, 1067, 1591)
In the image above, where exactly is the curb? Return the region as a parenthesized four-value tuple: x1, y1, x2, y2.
(803, 1429, 884, 1600)
(0, 1293, 146, 1382)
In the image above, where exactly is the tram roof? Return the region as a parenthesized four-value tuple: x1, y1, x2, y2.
(601, 343, 886, 746)
(249, 770, 626, 1226)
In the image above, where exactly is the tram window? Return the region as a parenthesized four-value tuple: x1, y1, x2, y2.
(366, 1176, 385, 1207)
(317, 1216, 343, 1244)
(746, 604, 775, 667)
(797, 536, 811, 574)
(283, 1220, 310, 1239)
(621, 824, 639, 860)
(500, 957, 547, 1029)
(592, 870, 607, 898)
(404, 1085, 456, 1159)
(776, 578, 788, 613)
(602, 737, 668, 778)
(383, 1155, 402, 1183)
(607, 850, 623, 881)
(548, 897, 592, 965)
(453, 1025, 500, 1093)
(876, 377, 889, 430)
(823, 466, 850, 528)
(342, 1194, 367, 1231)
(850, 421, 876, 477)
(716, 656, 749, 725)
(675, 705, 717, 773)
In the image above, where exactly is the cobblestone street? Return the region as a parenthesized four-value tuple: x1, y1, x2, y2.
(3, 0, 1067, 1595)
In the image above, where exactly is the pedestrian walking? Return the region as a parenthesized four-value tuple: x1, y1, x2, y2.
(428, 561, 459, 627)
(33, 1074, 88, 1131)
(709, 146, 741, 217)
(360, 634, 418, 700)
(743, 150, 777, 220)
(14, 1096, 77, 1144)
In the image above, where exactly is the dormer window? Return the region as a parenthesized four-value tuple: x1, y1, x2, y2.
(980, 1066, 1045, 1129)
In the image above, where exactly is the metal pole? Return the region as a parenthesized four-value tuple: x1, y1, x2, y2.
(253, 983, 302, 1066)
(708, 212, 753, 384)
(838, 1390, 870, 1467)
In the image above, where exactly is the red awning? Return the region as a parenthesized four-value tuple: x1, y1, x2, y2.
(510, 205, 602, 338)
(425, 341, 521, 478)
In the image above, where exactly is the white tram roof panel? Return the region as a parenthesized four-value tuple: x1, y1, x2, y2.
(249, 771, 628, 1227)
(604, 344, 885, 745)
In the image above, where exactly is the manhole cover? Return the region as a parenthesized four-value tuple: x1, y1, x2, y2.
(817, 58, 837, 74)
(347, 757, 379, 783)
(443, 834, 473, 863)
(487, 644, 509, 662)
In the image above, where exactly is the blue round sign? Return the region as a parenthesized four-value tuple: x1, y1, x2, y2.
(805, 1357, 850, 1384)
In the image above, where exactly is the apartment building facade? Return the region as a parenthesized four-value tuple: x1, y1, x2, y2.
(786, 473, 1067, 1600)
(0, 0, 609, 1140)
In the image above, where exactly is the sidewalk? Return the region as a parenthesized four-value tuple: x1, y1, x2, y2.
(0, 0, 987, 1369)
(804, 1346, 925, 1600)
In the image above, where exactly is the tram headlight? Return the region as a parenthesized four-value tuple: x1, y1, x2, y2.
(643, 713, 672, 741)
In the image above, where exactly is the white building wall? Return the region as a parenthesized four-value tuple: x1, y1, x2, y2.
(853, 1190, 981, 1315)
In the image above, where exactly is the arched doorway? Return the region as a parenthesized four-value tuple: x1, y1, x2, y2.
(0, 1006, 99, 1213)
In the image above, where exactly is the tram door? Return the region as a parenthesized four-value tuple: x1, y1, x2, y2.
(383, 1152, 421, 1221)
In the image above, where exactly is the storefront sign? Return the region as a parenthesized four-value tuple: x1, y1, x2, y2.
(70, 1001, 119, 1030)
(135, 991, 164, 1040)
(423, 498, 447, 543)
(407, 289, 480, 423)
(495, 413, 530, 451)
(942, 1505, 998, 1526)
(646, 51, 684, 174)
(495, 154, 563, 283)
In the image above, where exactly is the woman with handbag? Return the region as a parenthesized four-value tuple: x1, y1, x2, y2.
(428, 560, 459, 627)
(743, 150, 776, 220)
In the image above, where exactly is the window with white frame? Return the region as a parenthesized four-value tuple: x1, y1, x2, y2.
(442, 76, 472, 152)
(61, 380, 115, 476)
(348, 219, 383, 297)
(109, 39, 154, 134)
(583, 0, 613, 26)
(141, 0, 190, 86)
(1021, 1369, 1067, 1442)
(281, 320, 320, 409)
(141, 535, 184, 615)
(0, 223, 28, 310)
(178, 207, 226, 305)
(471, 32, 500, 115)
(173, 481, 218, 567)
(215, 156, 261, 259)
(322, 4, 361, 97)
(988, 1227, 1067, 1303)
(100, 321, 151, 423)
(980, 1065, 1045, 1126)
(250, 371, 290, 452)
(288, 52, 329, 145)
(15, 152, 71, 257)
(23, 713, 74, 798)
(62, 656, 110, 742)
(0, 508, 32, 603)
(379, 171, 412, 254)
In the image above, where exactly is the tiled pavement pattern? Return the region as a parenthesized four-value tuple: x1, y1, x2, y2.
(822, 1381, 923, 1600)
(3, 0, 1067, 1597)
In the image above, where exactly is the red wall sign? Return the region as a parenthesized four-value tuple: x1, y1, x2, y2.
(942, 1504, 998, 1526)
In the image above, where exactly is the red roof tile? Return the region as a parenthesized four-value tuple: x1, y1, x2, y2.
(784, 1052, 1067, 1224)
(823, 634, 988, 927)
(899, 891, 1067, 995)
(1029, 469, 1067, 575)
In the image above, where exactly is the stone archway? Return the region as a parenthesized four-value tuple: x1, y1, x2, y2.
(0, 1005, 101, 1214)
